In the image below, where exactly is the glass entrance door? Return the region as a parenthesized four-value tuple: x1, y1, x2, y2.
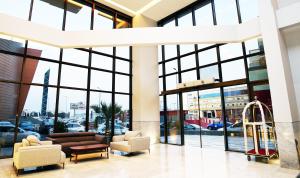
(183, 89, 225, 150)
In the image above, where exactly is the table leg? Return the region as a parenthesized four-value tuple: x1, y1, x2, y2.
(107, 147, 109, 159)
(75, 154, 78, 164)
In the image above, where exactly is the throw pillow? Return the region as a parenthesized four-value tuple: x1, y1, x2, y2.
(26, 135, 41, 146)
(22, 139, 30, 147)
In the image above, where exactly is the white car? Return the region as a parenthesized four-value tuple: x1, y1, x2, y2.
(67, 123, 85, 132)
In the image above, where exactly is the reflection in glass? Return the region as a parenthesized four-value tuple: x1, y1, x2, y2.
(220, 43, 243, 60)
(114, 94, 130, 135)
(245, 38, 264, 55)
(116, 18, 130, 29)
(63, 49, 89, 66)
(0, 53, 23, 82)
(21, 86, 56, 139)
(30, 59, 58, 85)
(0, 82, 19, 157)
(0, 35, 26, 54)
(214, 0, 238, 25)
(0, 0, 31, 20)
(248, 55, 268, 81)
(90, 70, 112, 91)
(58, 89, 86, 133)
(91, 54, 112, 70)
(180, 54, 196, 71)
(198, 48, 217, 66)
(60, 65, 88, 88)
(166, 94, 181, 144)
(225, 85, 249, 151)
(89, 92, 111, 135)
(115, 74, 129, 93)
(222, 60, 245, 81)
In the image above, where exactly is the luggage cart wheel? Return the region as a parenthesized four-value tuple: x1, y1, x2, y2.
(247, 155, 251, 161)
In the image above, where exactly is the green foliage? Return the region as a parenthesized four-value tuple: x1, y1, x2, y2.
(55, 120, 68, 132)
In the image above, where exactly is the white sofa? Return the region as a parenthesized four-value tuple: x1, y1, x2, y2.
(13, 141, 66, 175)
(110, 131, 150, 153)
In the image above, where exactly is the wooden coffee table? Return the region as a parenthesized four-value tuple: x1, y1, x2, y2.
(70, 144, 109, 163)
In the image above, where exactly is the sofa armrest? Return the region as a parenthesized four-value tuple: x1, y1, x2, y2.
(112, 135, 125, 142)
(128, 137, 150, 152)
(14, 143, 22, 155)
(95, 135, 105, 143)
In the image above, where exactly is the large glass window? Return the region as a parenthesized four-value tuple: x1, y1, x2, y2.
(238, 0, 258, 22)
(115, 94, 130, 135)
(222, 60, 246, 81)
(180, 54, 196, 71)
(214, 0, 238, 25)
(166, 94, 181, 144)
(90, 70, 112, 91)
(62, 49, 89, 66)
(65, 1, 91, 31)
(60, 65, 88, 88)
(195, 3, 214, 26)
(0, 0, 31, 20)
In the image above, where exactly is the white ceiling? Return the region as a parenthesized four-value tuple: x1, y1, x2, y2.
(96, 0, 197, 21)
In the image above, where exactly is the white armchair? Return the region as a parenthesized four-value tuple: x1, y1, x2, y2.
(110, 131, 150, 153)
(13, 141, 66, 175)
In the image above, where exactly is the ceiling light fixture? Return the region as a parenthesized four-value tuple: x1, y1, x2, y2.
(67, 0, 84, 8)
(136, 0, 161, 14)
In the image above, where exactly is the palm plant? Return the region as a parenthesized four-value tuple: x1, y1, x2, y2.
(90, 102, 122, 134)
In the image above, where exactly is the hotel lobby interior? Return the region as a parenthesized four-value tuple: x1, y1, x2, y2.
(0, 0, 300, 177)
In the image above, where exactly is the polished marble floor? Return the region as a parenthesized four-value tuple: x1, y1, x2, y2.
(0, 144, 299, 178)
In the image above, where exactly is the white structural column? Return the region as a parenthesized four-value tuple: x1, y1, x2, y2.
(132, 15, 160, 143)
(259, 0, 300, 169)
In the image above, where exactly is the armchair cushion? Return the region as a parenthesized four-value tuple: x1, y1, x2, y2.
(22, 139, 29, 147)
(124, 131, 141, 141)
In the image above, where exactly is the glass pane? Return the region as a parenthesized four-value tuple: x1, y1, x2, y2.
(0, 82, 19, 157)
(30, 60, 58, 85)
(180, 44, 195, 55)
(164, 45, 177, 59)
(180, 54, 196, 71)
(20, 85, 56, 139)
(181, 70, 197, 83)
(200, 65, 219, 80)
(27, 41, 60, 60)
(195, 3, 214, 26)
(214, 0, 238, 25)
(159, 64, 163, 76)
(198, 48, 217, 66)
(239, 0, 258, 22)
(166, 75, 177, 91)
(116, 60, 129, 74)
(166, 94, 181, 144)
(197, 43, 214, 50)
(60, 65, 88, 88)
(116, 17, 130, 29)
(0, 0, 31, 20)
(114, 94, 130, 135)
(90, 70, 112, 91)
(225, 85, 249, 151)
(116, 46, 130, 59)
(63, 49, 89, 66)
(222, 60, 246, 81)
(115, 74, 129, 93)
(178, 12, 193, 27)
(31, 0, 64, 29)
(65, 1, 91, 31)
(183, 91, 201, 147)
(220, 43, 243, 60)
(89, 92, 111, 135)
(58, 89, 86, 133)
(248, 55, 268, 81)
(92, 47, 113, 55)
(245, 37, 264, 55)
(163, 20, 176, 27)
(165, 60, 178, 74)
(0, 35, 26, 54)
(93, 9, 113, 30)
(160, 96, 165, 142)
(91, 54, 112, 70)
(0, 53, 23, 82)
(199, 89, 224, 149)
(159, 77, 163, 92)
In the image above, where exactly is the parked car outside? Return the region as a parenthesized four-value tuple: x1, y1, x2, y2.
(0, 121, 15, 127)
(0, 125, 40, 146)
(66, 123, 85, 132)
(97, 124, 128, 135)
(184, 124, 200, 131)
(19, 121, 35, 131)
(207, 121, 232, 130)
